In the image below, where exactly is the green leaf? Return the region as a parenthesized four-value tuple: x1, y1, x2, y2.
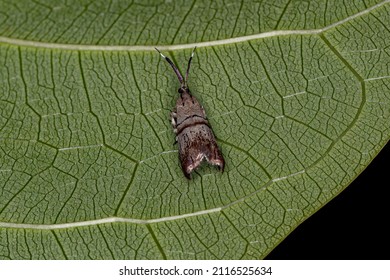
(0, 0, 389, 259)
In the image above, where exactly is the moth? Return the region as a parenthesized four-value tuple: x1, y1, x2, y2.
(155, 47, 225, 179)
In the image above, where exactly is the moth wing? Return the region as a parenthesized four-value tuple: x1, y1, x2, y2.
(178, 124, 224, 179)
(204, 140, 225, 172)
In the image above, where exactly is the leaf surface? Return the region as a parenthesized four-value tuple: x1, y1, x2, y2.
(0, 0, 389, 259)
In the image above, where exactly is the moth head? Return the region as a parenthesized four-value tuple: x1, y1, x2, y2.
(178, 86, 189, 94)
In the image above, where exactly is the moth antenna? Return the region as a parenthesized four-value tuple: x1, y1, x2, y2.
(185, 47, 197, 86)
(155, 48, 184, 86)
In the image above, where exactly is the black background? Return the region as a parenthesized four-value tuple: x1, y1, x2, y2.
(266, 141, 389, 260)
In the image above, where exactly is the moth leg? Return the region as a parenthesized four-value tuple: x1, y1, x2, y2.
(171, 111, 178, 145)
(170, 111, 177, 128)
(201, 105, 207, 118)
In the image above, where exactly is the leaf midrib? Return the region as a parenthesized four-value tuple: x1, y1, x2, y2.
(0, 0, 388, 51)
